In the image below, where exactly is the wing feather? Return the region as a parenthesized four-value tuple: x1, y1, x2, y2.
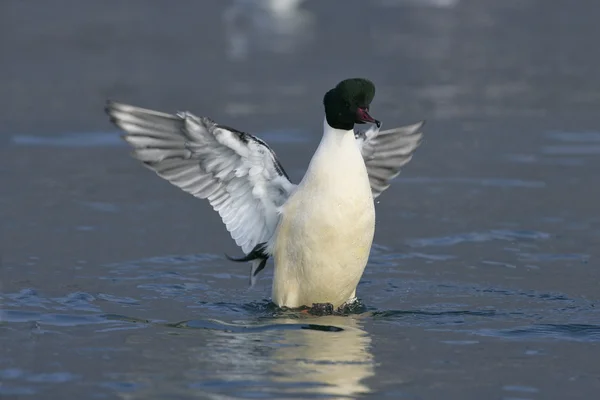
(106, 101, 296, 261)
(356, 121, 424, 198)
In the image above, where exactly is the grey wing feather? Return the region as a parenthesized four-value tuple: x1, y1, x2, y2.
(356, 121, 425, 198)
(106, 101, 296, 258)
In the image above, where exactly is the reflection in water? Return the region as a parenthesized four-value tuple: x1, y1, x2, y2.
(270, 316, 375, 397)
(223, 0, 314, 60)
(176, 315, 375, 398)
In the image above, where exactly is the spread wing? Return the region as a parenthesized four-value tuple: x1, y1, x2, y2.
(106, 101, 296, 284)
(355, 121, 425, 198)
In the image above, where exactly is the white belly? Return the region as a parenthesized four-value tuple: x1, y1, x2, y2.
(271, 127, 375, 308)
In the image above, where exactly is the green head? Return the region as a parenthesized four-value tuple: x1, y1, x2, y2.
(323, 78, 380, 130)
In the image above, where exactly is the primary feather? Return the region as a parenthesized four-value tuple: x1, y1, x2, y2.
(106, 101, 296, 285)
(355, 121, 425, 198)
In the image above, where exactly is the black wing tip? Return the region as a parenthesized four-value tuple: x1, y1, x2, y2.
(215, 123, 248, 137)
(250, 258, 268, 286)
(225, 251, 261, 263)
(105, 100, 123, 128)
(225, 253, 247, 262)
(104, 100, 115, 116)
(105, 99, 129, 120)
(225, 242, 268, 263)
(105, 98, 122, 109)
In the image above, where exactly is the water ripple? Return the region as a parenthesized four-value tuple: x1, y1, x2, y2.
(518, 253, 590, 262)
(373, 309, 499, 319)
(0, 310, 149, 327)
(166, 319, 344, 333)
(473, 324, 600, 342)
(396, 177, 546, 188)
(407, 229, 550, 247)
(542, 145, 600, 155)
(11, 132, 124, 147)
(546, 131, 600, 142)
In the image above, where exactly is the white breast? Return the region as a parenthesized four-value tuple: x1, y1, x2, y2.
(272, 120, 375, 308)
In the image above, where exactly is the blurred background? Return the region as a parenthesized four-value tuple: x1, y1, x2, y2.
(3, 0, 600, 134)
(2, 0, 600, 399)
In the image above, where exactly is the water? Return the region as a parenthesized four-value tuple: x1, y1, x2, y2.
(2, 0, 600, 398)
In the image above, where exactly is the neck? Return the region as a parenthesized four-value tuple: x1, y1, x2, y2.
(323, 118, 353, 139)
(306, 119, 357, 167)
(324, 115, 354, 131)
(298, 118, 368, 190)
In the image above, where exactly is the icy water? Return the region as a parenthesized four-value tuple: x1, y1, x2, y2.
(2, 0, 600, 399)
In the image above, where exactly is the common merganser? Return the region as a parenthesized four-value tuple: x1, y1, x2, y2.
(106, 78, 424, 309)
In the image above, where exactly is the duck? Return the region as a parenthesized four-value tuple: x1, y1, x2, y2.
(105, 78, 424, 310)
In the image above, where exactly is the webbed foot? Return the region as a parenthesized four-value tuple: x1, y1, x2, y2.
(297, 299, 364, 316)
(308, 302, 335, 316)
